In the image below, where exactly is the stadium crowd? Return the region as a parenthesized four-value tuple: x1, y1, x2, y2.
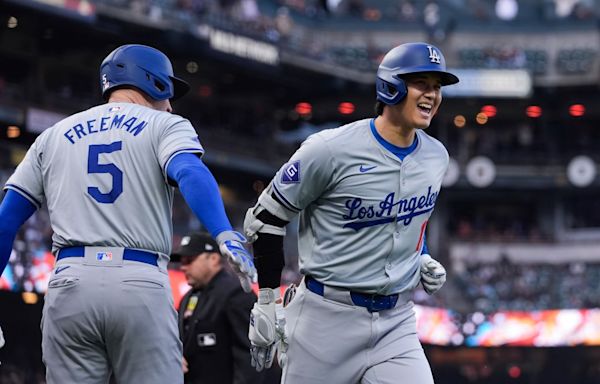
(92, 0, 599, 75)
(454, 255, 600, 313)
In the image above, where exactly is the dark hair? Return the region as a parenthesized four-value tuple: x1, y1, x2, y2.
(374, 100, 385, 116)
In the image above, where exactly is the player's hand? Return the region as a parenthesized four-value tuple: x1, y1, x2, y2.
(420, 254, 446, 295)
(182, 357, 189, 374)
(249, 288, 287, 372)
(216, 231, 258, 293)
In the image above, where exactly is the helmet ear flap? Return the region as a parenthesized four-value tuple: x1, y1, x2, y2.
(376, 77, 407, 105)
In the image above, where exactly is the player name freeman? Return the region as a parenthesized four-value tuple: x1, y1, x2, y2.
(63, 114, 148, 144)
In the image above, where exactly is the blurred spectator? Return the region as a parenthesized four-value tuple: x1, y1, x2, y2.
(274, 6, 294, 40)
(237, 0, 261, 22)
(553, 0, 580, 17)
(570, 0, 596, 19)
(423, 1, 443, 42)
(397, 0, 418, 21)
(495, 0, 518, 20)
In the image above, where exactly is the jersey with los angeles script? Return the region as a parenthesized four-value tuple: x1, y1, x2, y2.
(5, 102, 203, 255)
(272, 118, 448, 295)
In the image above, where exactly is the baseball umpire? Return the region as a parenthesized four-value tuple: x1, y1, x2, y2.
(173, 232, 268, 384)
(0, 44, 256, 384)
(243, 42, 457, 383)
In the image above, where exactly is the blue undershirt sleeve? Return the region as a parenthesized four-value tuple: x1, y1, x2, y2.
(421, 233, 429, 255)
(0, 190, 38, 276)
(166, 152, 233, 238)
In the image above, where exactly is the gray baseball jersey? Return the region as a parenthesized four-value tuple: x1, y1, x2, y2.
(272, 118, 448, 295)
(5, 102, 203, 256)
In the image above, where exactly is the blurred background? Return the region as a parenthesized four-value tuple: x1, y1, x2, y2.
(1, 0, 600, 383)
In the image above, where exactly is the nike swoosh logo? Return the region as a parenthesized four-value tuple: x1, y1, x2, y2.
(55, 266, 71, 274)
(359, 165, 377, 173)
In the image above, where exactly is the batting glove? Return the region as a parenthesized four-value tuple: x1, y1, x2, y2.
(216, 231, 257, 293)
(249, 288, 288, 372)
(420, 254, 446, 295)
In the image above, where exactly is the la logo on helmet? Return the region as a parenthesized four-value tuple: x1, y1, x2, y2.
(427, 46, 441, 64)
(102, 74, 110, 91)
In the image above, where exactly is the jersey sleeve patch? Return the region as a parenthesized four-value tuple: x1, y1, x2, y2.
(281, 160, 301, 184)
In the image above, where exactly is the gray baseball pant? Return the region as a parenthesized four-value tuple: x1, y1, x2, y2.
(41, 247, 182, 384)
(281, 281, 434, 384)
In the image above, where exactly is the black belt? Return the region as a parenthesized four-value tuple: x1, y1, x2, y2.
(305, 276, 399, 312)
(57, 246, 158, 266)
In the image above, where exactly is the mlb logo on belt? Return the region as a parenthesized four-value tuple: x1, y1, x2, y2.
(281, 160, 300, 183)
(96, 251, 113, 261)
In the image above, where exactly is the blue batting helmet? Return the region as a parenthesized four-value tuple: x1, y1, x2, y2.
(100, 44, 190, 101)
(376, 42, 459, 105)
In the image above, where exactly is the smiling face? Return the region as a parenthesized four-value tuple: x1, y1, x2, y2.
(386, 73, 443, 131)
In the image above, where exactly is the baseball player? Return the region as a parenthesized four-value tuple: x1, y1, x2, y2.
(0, 44, 256, 384)
(244, 42, 457, 383)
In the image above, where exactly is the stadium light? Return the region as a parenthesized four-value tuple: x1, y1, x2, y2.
(569, 104, 585, 117)
(508, 365, 521, 379)
(480, 105, 497, 118)
(338, 102, 355, 115)
(295, 102, 312, 115)
(22, 292, 38, 304)
(475, 112, 488, 125)
(7, 17, 18, 29)
(526, 105, 542, 118)
(7, 125, 20, 138)
(186, 61, 199, 74)
(453, 115, 466, 128)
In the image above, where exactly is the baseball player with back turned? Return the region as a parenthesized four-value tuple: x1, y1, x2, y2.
(243, 42, 458, 383)
(0, 44, 256, 384)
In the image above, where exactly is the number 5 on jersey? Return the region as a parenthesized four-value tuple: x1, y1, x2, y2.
(87, 141, 123, 204)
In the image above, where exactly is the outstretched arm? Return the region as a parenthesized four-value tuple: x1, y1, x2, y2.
(0, 190, 37, 276)
(166, 153, 257, 291)
(166, 152, 233, 238)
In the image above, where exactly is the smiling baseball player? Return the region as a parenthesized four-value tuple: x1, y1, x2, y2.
(0, 44, 256, 384)
(244, 42, 456, 383)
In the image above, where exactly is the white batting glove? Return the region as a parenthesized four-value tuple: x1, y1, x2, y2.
(420, 254, 446, 295)
(216, 231, 258, 293)
(249, 288, 288, 372)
